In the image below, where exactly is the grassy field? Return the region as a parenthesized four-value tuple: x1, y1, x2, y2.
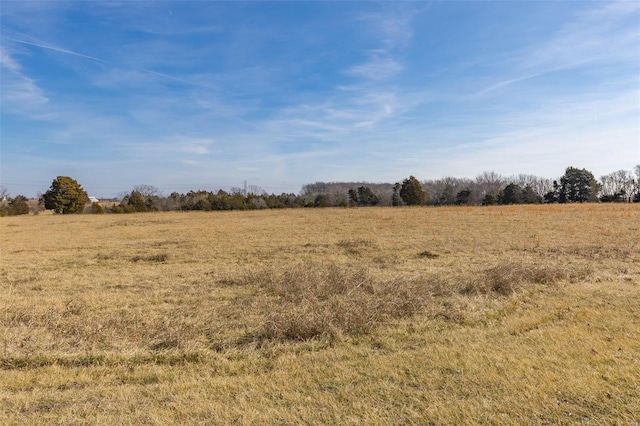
(1, 204, 639, 424)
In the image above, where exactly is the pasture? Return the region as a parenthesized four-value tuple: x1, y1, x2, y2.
(1, 204, 639, 424)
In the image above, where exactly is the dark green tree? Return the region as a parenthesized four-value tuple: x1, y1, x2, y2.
(559, 167, 600, 203)
(455, 188, 472, 205)
(43, 176, 89, 214)
(499, 183, 523, 205)
(348, 189, 358, 207)
(521, 185, 540, 204)
(399, 176, 426, 206)
(482, 193, 498, 205)
(544, 180, 561, 203)
(355, 186, 379, 206)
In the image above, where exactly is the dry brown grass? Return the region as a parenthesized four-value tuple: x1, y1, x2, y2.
(238, 262, 431, 342)
(1, 204, 639, 424)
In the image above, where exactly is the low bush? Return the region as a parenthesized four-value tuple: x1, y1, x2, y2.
(0, 195, 30, 216)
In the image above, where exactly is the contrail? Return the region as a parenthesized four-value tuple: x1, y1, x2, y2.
(5, 35, 225, 92)
(6, 37, 110, 64)
(141, 68, 223, 92)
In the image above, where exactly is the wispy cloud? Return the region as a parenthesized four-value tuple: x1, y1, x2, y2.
(359, 4, 420, 50)
(346, 51, 404, 81)
(0, 46, 49, 115)
(524, 1, 639, 69)
(476, 1, 640, 96)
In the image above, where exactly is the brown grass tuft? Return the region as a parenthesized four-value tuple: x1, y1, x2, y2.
(463, 263, 592, 296)
(336, 237, 375, 255)
(418, 250, 439, 259)
(240, 263, 430, 341)
(131, 253, 169, 263)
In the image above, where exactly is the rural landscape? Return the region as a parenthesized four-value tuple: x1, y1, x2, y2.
(1, 201, 639, 424)
(2, 1, 639, 424)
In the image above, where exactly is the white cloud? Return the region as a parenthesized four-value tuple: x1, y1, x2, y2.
(178, 138, 214, 156)
(359, 5, 421, 50)
(526, 1, 640, 68)
(0, 46, 50, 115)
(477, 1, 640, 96)
(346, 52, 404, 81)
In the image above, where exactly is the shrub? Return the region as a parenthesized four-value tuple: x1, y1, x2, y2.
(90, 202, 104, 214)
(1, 195, 30, 216)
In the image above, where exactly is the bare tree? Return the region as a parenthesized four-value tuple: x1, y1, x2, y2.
(133, 184, 161, 197)
(510, 174, 553, 198)
(633, 165, 640, 199)
(475, 171, 505, 197)
(247, 184, 267, 196)
(423, 177, 474, 205)
(600, 169, 635, 202)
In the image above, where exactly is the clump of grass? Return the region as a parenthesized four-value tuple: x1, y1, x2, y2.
(336, 238, 375, 255)
(1, 352, 206, 370)
(131, 253, 169, 263)
(418, 250, 439, 259)
(96, 252, 116, 260)
(241, 263, 431, 342)
(336, 238, 373, 248)
(463, 263, 592, 296)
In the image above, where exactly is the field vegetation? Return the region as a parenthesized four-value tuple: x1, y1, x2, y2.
(1, 204, 639, 424)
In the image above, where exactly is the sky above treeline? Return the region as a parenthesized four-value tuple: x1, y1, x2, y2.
(1, 1, 639, 198)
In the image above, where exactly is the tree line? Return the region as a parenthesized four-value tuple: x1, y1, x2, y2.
(1, 165, 639, 216)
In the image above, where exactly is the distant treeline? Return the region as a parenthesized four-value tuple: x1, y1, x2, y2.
(1, 165, 639, 216)
(104, 165, 640, 213)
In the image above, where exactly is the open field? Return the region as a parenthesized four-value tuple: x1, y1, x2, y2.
(1, 204, 639, 424)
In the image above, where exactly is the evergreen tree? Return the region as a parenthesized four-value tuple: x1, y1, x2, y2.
(42, 176, 89, 214)
(356, 186, 379, 206)
(127, 191, 148, 212)
(482, 193, 498, 205)
(521, 185, 540, 204)
(499, 183, 523, 204)
(544, 180, 561, 203)
(348, 189, 358, 207)
(399, 176, 426, 206)
(559, 167, 600, 202)
(455, 189, 472, 205)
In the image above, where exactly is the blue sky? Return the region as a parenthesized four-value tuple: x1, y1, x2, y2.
(1, 1, 639, 198)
